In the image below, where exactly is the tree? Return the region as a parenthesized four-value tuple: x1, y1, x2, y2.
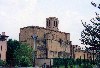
(14, 43, 33, 67)
(91, 1, 100, 9)
(80, 1, 100, 67)
(0, 60, 6, 66)
(7, 39, 20, 66)
(81, 15, 100, 46)
(80, 1, 100, 46)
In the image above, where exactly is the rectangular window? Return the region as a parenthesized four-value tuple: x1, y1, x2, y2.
(56, 21, 57, 27)
(1, 46, 2, 51)
(46, 21, 48, 26)
(48, 20, 50, 26)
(54, 21, 55, 26)
(0, 54, 1, 59)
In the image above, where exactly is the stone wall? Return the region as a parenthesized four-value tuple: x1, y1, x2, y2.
(74, 50, 95, 60)
(19, 26, 71, 58)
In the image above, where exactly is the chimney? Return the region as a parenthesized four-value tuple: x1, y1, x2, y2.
(2, 32, 5, 35)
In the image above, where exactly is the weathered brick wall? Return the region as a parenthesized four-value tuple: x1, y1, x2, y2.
(74, 50, 95, 60)
(19, 26, 71, 58)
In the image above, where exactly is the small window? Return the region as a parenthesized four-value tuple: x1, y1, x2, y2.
(48, 20, 50, 26)
(46, 21, 48, 26)
(1, 46, 2, 51)
(54, 21, 55, 26)
(0, 54, 1, 59)
(56, 21, 57, 27)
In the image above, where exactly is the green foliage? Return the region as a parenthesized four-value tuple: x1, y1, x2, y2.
(14, 43, 33, 67)
(53, 58, 75, 67)
(76, 59, 81, 65)
(0, 60, 6, 66)
(7, 39, 20, 66)
(81, 2, 100, 66)
(7, 39, 33, 67)
(81, 18, 100, 46)
(81, 64, 93, 68)
(81, 2, 100, 46)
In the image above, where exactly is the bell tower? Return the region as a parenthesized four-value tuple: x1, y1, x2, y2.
(46, 17, 59, 31)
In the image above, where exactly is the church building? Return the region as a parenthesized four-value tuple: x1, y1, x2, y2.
(19, 17, 72, 58)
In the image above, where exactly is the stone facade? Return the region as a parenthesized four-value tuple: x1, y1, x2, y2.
(46, 17, 59, 31)
(0, 32, 8, 61)
(70, 45, 96, 60)
(70, 45, 81, 58)
(19, 17, 71, 58)
(74, 50, 95, 60)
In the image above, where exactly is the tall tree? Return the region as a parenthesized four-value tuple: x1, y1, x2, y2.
(80, 1, 100, 67)
(14, 43, 33, 67)
(81, 15, 100, 46)
(7, 39, 20, 66)
(80, 1, 100, 47)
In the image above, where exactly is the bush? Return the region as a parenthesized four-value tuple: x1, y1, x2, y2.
(0, 60, 6, 66)
(53, 58, 75, 67)
(81, 64, 93, 68)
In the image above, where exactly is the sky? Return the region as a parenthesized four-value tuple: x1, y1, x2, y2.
(0, 0, 100, 48)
